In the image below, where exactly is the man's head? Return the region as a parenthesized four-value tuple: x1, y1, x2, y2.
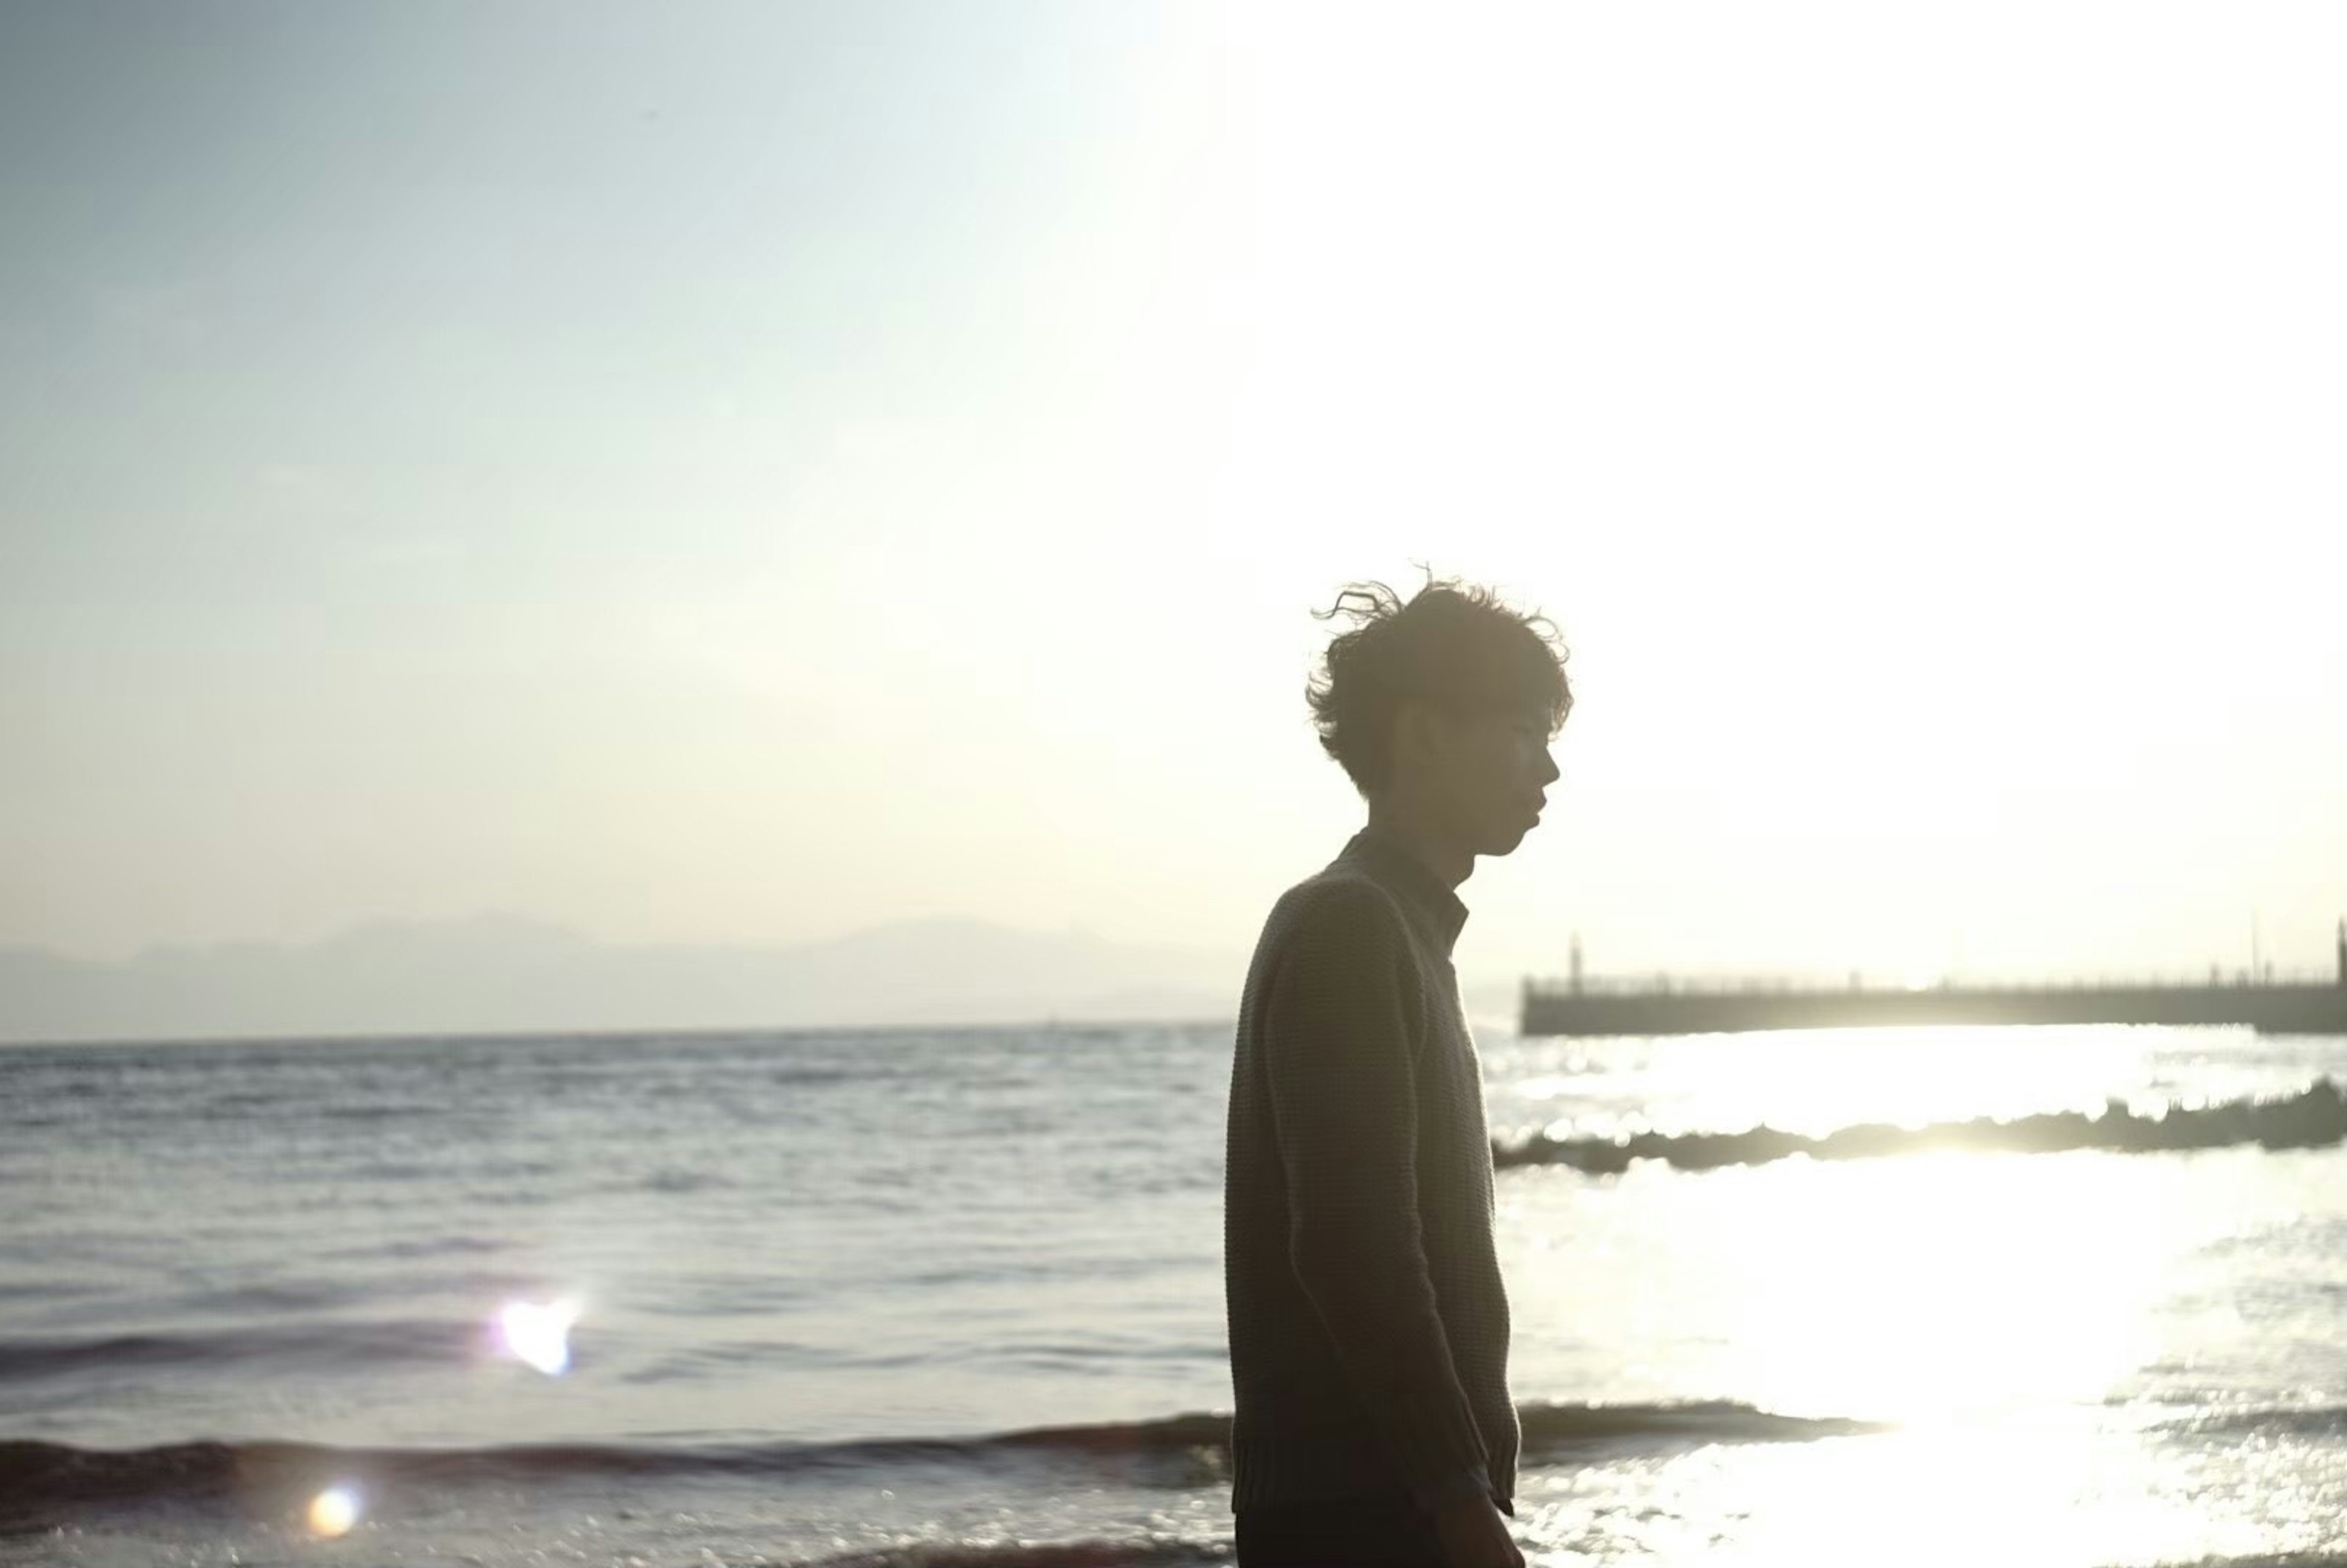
(1305, 570, 1571, 859)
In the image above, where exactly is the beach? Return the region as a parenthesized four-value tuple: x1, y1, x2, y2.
(4, 1021, 2343, 1566)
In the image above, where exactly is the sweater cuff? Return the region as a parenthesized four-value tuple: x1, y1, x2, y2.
(1413, 1464, 1493, 1511)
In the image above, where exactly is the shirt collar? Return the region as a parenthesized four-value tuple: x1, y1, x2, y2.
(1336, 822, 1471, 956)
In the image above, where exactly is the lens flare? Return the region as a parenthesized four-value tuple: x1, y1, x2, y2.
(497, 1298, 581, 1376)
(306, 1483, 362, 1537)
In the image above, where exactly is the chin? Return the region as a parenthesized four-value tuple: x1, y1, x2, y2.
(1481, 822, 1533, 856)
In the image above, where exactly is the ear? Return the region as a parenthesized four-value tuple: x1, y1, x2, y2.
(1392, 700, 1447, 769)
(1389, 700, 1427, 776)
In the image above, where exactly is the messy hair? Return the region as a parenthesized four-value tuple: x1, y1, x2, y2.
(1305, 565, 1573, 798)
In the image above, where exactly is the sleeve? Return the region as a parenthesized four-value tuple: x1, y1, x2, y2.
(1418, 1460, 1497, 1512)
(1260, 882, 1493, 1499)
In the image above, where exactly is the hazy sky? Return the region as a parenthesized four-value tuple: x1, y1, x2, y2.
(5, 2, 2343, 986)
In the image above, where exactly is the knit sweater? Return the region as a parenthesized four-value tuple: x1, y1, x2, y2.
(1222, 822, 1518, 1517)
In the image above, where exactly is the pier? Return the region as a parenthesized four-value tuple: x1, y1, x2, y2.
(1519, 923, 2347, 1038)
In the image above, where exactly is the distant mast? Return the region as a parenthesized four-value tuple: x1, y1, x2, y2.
(1569, 933, 1584, 995)
(2337, 917, 2346, 986)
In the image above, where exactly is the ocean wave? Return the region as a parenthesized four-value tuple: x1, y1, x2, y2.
(0, 1399, 1876, 1518)
(1518, 1399, 1887, 1451)
(784, 1551, 2347, 1568)
(1494, 1078, 2347, 1174)
(0, 1319, 473, 1384)
(785, 1543, 1228, 1568)
(2107, 1560, 2347, 1568)
(2154, 1403, 2347, 1441)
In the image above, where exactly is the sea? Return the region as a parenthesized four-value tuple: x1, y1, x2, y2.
(3, 1015, 2343, 1567)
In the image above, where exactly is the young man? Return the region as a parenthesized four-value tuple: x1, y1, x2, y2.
(1224, 574, 1568, 1568)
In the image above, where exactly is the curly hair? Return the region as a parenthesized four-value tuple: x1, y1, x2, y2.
(1305, 565, 1572, 799)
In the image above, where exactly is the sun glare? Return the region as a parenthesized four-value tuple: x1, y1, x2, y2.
(1721, 1151, 2165, 1428)
(496, 1298, 582, 1377)
(305, 1484, 362, 1539)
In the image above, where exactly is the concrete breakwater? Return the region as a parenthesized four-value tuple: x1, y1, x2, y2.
(1524, 922, 2347, 1037)
(1519, 980, 2347, 1038)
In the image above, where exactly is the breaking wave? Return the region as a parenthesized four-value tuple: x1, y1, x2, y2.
(0, 1399, 1870, 1522)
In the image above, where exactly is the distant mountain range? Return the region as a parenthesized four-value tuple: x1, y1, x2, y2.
(0, 915, 1526, 1044)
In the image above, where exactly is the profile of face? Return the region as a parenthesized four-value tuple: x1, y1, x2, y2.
(1397, 702, 1562, 857)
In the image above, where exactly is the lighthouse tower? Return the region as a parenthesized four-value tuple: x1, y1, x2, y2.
(2337, 918, 2346, 986)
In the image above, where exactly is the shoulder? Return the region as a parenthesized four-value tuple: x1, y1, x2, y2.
(1266, 865, 1412, 958)
(1241, 867, 1430, 1044)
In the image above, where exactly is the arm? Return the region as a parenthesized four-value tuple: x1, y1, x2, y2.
(1260, 884, 1493, 1503)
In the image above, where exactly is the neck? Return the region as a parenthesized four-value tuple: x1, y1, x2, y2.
(1364, 799, 1474, 892)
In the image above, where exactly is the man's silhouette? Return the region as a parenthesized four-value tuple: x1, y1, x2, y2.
(1225, 573, 1569, 1568)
